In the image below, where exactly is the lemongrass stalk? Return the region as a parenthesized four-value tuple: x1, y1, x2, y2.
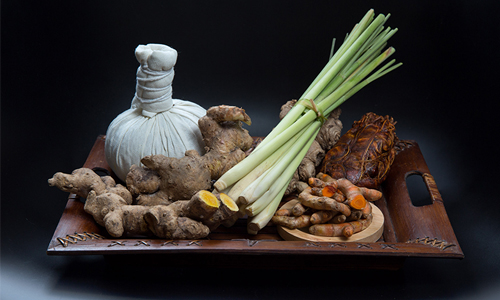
(247, 184, 287, 235)
(246, 130, 318, 229)
(243, 122, 320, 206)
(214, 106, 319, 191)
(227, 125, 305, 200)
(238, 166, 273, 205)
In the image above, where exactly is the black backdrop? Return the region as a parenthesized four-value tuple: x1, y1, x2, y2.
(2, 1, 499, 299)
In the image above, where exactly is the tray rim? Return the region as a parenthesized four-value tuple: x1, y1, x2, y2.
(47, 135, 464, 261)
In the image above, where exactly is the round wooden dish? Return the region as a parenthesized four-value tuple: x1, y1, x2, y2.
(277, 203, 384, 242)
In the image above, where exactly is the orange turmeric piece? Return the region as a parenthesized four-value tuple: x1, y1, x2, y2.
(308, 177, 327, 188)
(275, 199, 300, 217)
(272, 215, 311, 229)
(360, 202, 372, 218)
(292, 202, 307, 216)
(299, 187, 351, 216)
(311, 185, 337, 198)
(337, 178, 369, 210)
(359, 187, 383, 201)
(309, 222, 353, 237)
(329, 214, 347, 224)
(316, 172, 336, 184)
(310, 210, 337, 224)
(275, 207, 292, 216)
(331, 191, 346, 202)
(309, 214, 373, 238)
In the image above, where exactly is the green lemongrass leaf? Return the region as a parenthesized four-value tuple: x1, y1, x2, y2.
(314, 48, 396, 117)
(323, 60, 402, 117)
(363, 60, 403, 85)
(301, 9, 376, 100)
(330, 38, 336, 60)
(255, 11, 373, 151)
(351, 47, 396, 81)
(302, 13, 387, 102)
(337, 23, 389, 77)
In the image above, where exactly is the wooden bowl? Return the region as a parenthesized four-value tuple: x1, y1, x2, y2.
(277, 203, 384, 242)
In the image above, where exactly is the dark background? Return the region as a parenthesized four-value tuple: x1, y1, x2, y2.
(1, 1, 498, 299)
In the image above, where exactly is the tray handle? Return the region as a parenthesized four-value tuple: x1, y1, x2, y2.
(422, 172, 442, 203)
(381, 141, 462, 253)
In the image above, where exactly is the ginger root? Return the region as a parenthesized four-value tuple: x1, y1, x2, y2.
(130, 150, 213, 206)
(127, 105, 253, 206)
(84, 189, 237, 239)
(48, 168, 132, 204)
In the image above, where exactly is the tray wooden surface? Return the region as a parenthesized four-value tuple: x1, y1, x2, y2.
(46, 135, 464, 270)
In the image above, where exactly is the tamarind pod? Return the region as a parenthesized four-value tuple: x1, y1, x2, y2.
(272, 215, 311, 229)
(310, 210, 337, 224)
(329, 214, 347, 224)
(359, 187, 383, 201)
(292, 202, 307, 216)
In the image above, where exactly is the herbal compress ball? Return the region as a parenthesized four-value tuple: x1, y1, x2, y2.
(105, 43, 206, 181)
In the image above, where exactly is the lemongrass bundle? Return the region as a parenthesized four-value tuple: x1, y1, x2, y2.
(214, 9, 402, 233)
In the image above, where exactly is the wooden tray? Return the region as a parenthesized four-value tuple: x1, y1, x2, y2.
(46, 135, 464, 270)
